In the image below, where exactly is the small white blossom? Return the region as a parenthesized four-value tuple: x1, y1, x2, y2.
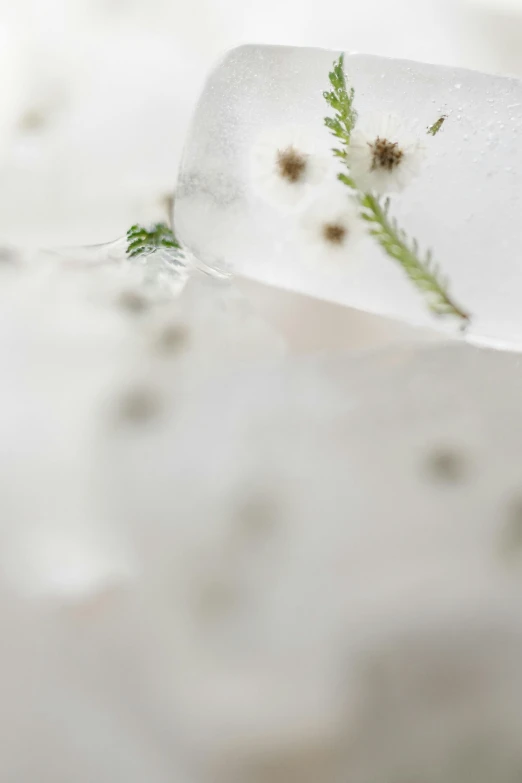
(298, 191, 363, 266)
(348, 114, 426, 194)
(249, 126, 327, 209)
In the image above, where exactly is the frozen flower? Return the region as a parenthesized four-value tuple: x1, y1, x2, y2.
(348, 114, 426, 194)
(249, 126, 327, 209)
(298, 192, 363, 266)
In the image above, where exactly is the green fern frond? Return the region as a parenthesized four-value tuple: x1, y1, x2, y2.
(337, 172, 358, 190)
(126, 223, 181, 259)
(359, 194, 470, 323)
(324, 57, 469, 326)
(323, 54, 358, 155)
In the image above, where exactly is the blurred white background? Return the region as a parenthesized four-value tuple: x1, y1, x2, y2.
(0, 0, 521, 246)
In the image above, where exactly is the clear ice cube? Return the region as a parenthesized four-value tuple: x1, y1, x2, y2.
(175, 45, 522, 350)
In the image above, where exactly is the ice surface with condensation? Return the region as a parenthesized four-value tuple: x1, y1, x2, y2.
(175, 45, 522, 350)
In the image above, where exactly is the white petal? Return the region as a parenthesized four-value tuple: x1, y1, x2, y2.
(348, 114, 426, 195)
(297, 190, 363, 268)
(249, 125, 328, 210)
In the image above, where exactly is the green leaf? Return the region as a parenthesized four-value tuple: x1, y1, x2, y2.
(323, 54, 358, 147)
(337, 172, 357, 190)
(126, 223, 181, 258)
(427, 115, 447, 136)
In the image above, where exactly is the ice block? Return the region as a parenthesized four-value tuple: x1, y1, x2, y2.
(175, 45, 522, 350)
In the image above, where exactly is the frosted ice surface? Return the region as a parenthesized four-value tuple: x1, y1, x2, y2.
(175, 45, 522, 350)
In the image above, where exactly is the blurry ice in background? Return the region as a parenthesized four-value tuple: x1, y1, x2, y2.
(456, 0, 522, 76)
(0, 0, 521, 245)
(3, 240, 522, 779)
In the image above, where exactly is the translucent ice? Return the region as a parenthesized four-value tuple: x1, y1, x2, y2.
(4, 241, 522, 779)
(175, 45, 522, 350)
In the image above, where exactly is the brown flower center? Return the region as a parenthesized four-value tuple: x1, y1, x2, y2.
(322, 223, 347, 245)
(276, 146, 307, 183)
(369, 137, 404, 172)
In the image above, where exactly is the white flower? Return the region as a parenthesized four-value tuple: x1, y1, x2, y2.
(249, 126, 327, 210)
(348, 114, 426, 194)
(298, 191, 363, 267)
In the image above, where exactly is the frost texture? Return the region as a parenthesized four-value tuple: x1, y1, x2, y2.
(175, 45, 522, 349)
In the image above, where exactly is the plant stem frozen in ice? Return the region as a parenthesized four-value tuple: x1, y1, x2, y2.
(359, 194, 470, 321)
(324, 57, 470, 326)
(323, 54, 358, 163)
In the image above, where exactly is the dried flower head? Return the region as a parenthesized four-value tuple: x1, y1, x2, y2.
(424, 446, 469, 484)
(276, 146, 307, 183)
(116, 387, 161, 425)
(250, 126, 328, 209)
(299, 192, 363, 266)
(118, 290, 148, 314)
(369, 137, 404, 173)
(349, 114, 426, 194)
(322, 222, 347, 245)
(155, 324, 189, 355)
